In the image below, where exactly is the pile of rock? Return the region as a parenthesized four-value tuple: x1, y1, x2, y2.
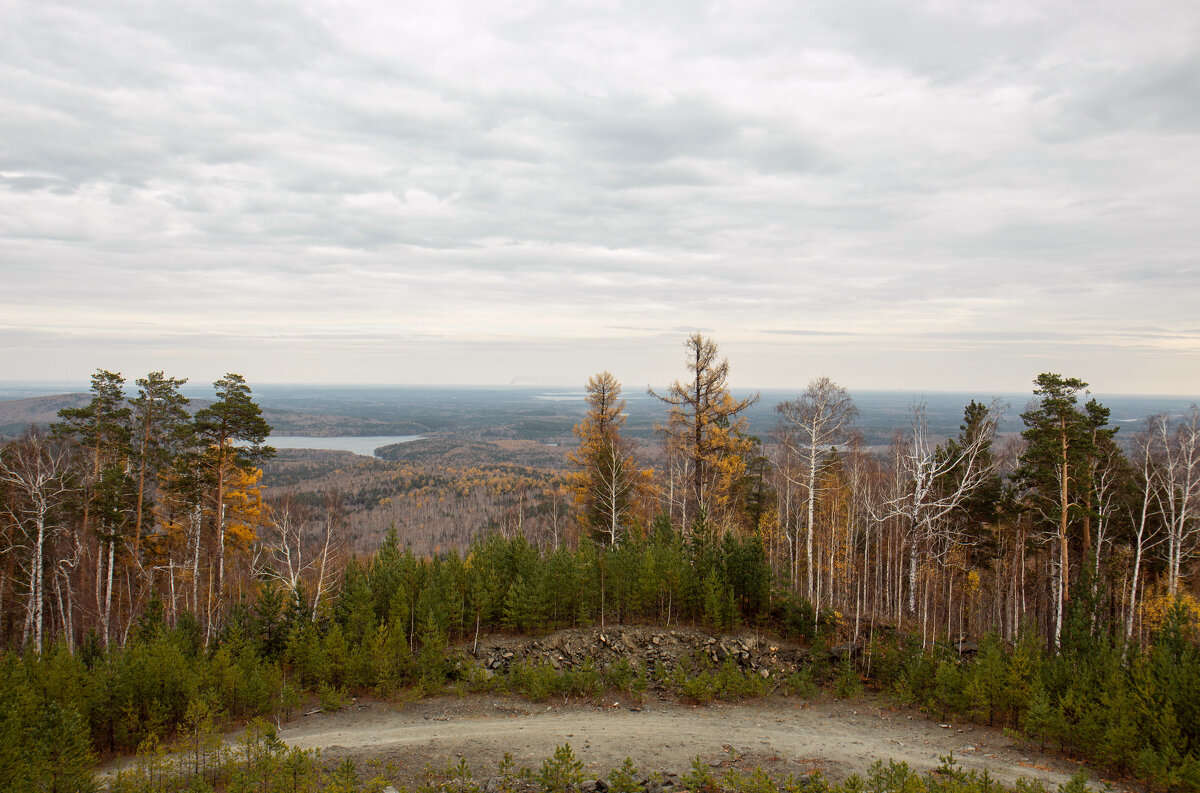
(471, 626, 816, 677)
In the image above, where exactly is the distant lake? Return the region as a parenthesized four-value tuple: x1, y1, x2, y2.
(266, 435, 423, 457)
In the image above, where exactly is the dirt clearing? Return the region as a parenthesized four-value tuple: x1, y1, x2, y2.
(279, 695, 1099, 790)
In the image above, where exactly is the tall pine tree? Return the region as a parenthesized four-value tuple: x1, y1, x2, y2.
(193, 374, 273, 636)
(1017, 373, 1113, 646)
(52, 369, 134, 647)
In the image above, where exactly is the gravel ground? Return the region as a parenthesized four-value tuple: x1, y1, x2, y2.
(276, 694, 1107, 790)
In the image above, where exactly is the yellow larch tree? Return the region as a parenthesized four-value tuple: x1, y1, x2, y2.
(569, 372, 652, 546)
(649, 335, 758, 536)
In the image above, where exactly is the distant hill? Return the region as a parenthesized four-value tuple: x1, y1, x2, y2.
(375, 437, 569, 468)
(0, 392, 425, 440)
(0, 393, 90, 438)
(3, 385, 1194, 445)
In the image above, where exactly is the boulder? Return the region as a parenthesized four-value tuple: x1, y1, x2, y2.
(828, 642, 860, 662)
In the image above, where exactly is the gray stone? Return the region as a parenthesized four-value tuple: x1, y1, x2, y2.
(828, 642, 860, 661)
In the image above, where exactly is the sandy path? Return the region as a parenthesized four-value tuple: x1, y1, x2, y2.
(277, 696, 1093, 789)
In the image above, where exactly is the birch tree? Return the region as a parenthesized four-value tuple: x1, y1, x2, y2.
(775, 377, 856, 599)
(882, 400, 1002, 624)
(0, 432, 75, 654)
(1127, 427, 1165, 640)
(1150, 406, 1200, 596)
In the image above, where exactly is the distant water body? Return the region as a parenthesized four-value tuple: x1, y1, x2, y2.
(266, 435, 423, 458)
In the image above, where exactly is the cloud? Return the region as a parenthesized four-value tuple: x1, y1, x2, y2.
(1, 0, 1198, 393)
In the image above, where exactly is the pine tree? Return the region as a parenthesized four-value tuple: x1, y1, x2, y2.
(52, 370, 131, 473)
(1022, 685, 1062, 751)
(538, 744, 585, 793)
(942, 401, 1003, 562)
(193, 374, 273, 634)
(1017, 373, 1113, 646)
(53, 369, 134, 647)
(28, 702, 96, 793)
(129, 372, 191, 566)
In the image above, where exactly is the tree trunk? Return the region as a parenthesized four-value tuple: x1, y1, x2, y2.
(806, 452, 816, 601)
(191, 503, 202, 616)
(312, 515, 334, 621)
(217, 499, 226, 626)
(1059, 424, 1071, 608)
(134, 406, 150, 566)
(33, 507, 45, 655)
(907, 524, 919, 616)
(103, 538, 114, 647)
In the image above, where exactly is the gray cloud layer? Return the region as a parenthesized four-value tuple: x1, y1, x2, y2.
(2, 0, 1198, 393)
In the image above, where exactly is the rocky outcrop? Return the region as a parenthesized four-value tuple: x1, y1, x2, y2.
(471, 626, 815, 676)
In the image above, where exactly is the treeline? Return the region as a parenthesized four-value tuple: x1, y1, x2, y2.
(0, 370, 275, 655)
(870, 593, 1200, 790)
(2, 338, 1198, 655)
(0, 526, 808, 790)
(568, 335, 1200, 651)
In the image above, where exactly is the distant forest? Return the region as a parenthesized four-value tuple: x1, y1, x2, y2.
(2, 335, 1199, 790)
(2, 335, 1199, 652)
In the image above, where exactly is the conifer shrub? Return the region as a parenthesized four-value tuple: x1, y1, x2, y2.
(723, 766, 780, 793)
(317, 681, 350, 712)
(510, 660, 566, 701)
(1020, 687, 1061, 752)
(713, 660, 769, 698)
(608, 757, 643, 793)
(784, 667, 818, 698)
(833, 662, 864, 700)
(25, 702, 97, 793)
(681, 755, 721, 793)
(603, 656, 637, 692)
(929, 659, 965, 718)
(566, 658, 604, 700)
(537, 744, 585, 793)
(278, 682, 302, 722)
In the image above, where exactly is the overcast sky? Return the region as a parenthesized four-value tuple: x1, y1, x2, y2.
(2, 0, 1198, 395)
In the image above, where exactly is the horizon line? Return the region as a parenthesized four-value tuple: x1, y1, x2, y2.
(2, 380, 1198, 400)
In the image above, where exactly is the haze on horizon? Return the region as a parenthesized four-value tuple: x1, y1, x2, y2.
(2, 1, 1198, 395)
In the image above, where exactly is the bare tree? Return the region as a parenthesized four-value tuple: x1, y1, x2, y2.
(0, 432, 76, 654)
(1150, 407, 1200, 596)
(1127, 426, 1166, 640)
(589, 435, 638, 547)
(776, 377, 857, 600)
(259, 492, 343, 621)
(310, 493, 344, 620)
(261, 497, 310, 592)
(880, 400, 1003, 621)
